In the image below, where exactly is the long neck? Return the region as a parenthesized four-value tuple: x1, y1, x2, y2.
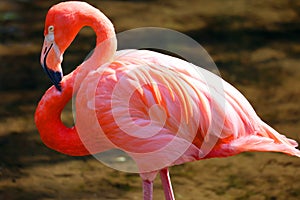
(73, 7, 117, 87)
(35, 8, 116, 156)
(35, 73, 91, 156)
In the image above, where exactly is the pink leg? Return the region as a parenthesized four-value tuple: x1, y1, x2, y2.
(160, 168, 175, 200)
(143, 180, 153, 200)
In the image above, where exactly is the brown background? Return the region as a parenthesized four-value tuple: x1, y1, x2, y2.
(0, 0, 300, 199)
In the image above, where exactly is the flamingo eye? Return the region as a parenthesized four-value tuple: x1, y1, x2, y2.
(46, 25, 55, 42)
(48, 25, 54, 33)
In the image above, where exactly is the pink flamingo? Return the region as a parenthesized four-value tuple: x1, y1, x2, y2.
(35, 2, 300, 200)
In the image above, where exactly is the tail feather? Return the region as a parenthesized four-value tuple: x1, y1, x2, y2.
(230, 135, 300, 157)
(287, 138, 299, 148)
(229, 121, 300, 158)
(260, 121, 299, 148)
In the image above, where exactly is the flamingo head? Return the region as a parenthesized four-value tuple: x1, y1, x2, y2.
(40, 2, 88, 91)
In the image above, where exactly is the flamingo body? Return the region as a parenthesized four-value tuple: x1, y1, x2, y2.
(35, 2, 300, 199)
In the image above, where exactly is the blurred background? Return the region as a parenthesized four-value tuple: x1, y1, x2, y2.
(0, 0, 300, 199)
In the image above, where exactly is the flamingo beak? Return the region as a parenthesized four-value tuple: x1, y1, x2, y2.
(40, 38, 63, 91)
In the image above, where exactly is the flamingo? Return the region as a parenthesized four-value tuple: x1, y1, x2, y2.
(35, 1, 300, 200)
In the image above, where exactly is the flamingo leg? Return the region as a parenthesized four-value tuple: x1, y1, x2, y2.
(160, 168, 175, 200)
(143, 179, 153, 200)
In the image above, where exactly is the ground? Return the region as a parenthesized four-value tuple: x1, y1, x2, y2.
(0, 0, 300, 199)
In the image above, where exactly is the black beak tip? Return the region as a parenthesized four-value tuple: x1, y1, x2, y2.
(54, 83, 62, 92)
(43, 67, 63, 92)
(49, 70, 63, 92)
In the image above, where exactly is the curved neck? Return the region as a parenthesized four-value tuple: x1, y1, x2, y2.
(72, 7, 117, 86)
(35, 73, 91, 156)
(35, 7, 116, 156)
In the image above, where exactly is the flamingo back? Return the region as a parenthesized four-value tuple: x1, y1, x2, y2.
(75, 49, 300, 172)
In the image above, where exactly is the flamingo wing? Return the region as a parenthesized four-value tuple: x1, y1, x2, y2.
(75, 49, 300, 172)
